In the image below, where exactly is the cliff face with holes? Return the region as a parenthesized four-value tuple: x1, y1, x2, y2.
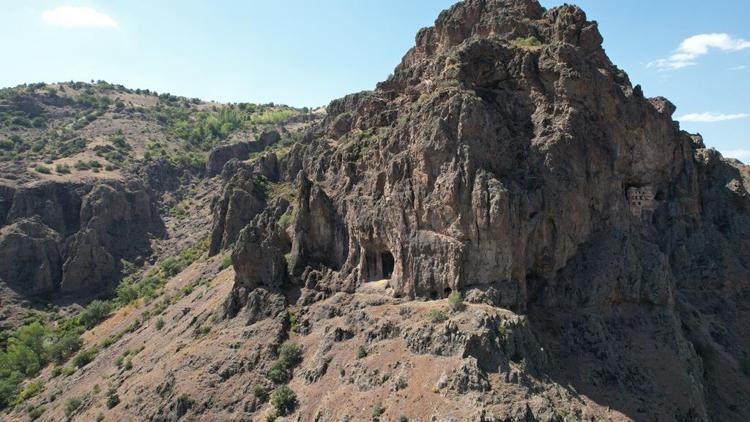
(214, 0, 750, 419)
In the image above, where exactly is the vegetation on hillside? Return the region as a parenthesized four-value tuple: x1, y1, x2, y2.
(0, 81, 304, 174)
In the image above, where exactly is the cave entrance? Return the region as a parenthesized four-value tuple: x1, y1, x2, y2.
(365, 248, 395, 282)
(381, 252, 394, 279)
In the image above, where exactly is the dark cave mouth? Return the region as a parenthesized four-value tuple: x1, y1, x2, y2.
(365, 248, 395, 281)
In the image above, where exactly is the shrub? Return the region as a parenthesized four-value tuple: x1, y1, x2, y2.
(35, 165, 51, 174)
(372, 402, 385, 418)
(278, 342, 302, 367)
(116, 283, 139, 305)
(399, 416, 409, 422)
(27, 405, 44, 420)
(265, 410, 278, 422)
(356, 345, 368, 359)
(72, 347, 98, 368)
(512, 36, 543, 49)
(447, 291, 464, 311)
(155, 318, 165, 331)
(106, 387, 120, 409)
(47, 331, 82, 364)
(175, 394, 194, 418)
(253, 385, 268, 402)
(15, 380, 44, 404)
(0, 372, 23, 409)
(79, 300, 112, 329)
(55, 164, 71, 174)
(74, 160, 91, 171)
(64, 396, 83, 417)
(270, 385, 297, 416)
(267, 360, 288, 383)
(221, 255, 232, 270)
(428, 309, 447, 322)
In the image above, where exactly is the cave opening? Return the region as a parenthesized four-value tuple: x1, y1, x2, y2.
(381, 252, 394, 279)
(364, 247, 395, 282)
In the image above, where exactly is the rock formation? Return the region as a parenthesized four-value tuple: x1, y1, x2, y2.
(216, 0, 750, 419)
(0, 179, 162, 296)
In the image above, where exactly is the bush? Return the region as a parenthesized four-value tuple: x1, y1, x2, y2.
(106, 386, 120, 409)
(155, 318, 165, 331)
(428, 309, 447, 322)
(372, 402, 385, 418)
(72, 347, 98, 368)
(35, 165, 51, 174)
(64, 396, 83, 417)
(278, 342, 302, 367)
(175, 394, 194, 418)
(55, 163, 71, 174)
(253, 385, 268, 402)
(267, 360, 288, 383)
(267, 342, 302, 383)
(512, 36, 543, 48)
(27, 405, 44, 420)
(74, 160, 91, 170)
(221, 255, 232, 270)
(15, 380, 44, 404)
(356, 345, 368, 359)
(447, 291, 464, 311)
(270, 385, 297, 416)
(79, 300, 112, 329)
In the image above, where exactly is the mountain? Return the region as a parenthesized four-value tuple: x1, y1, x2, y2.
(3, 0, 750, 421)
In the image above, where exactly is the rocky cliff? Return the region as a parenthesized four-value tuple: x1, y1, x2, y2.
(217, 0, 750, 419)
(0, 179, 162, 296)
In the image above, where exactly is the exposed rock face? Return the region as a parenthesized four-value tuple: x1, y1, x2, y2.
(208, 167, 269, 255)
(0, 179, 162, 296)
(215, 0, 750, 419)
(0, 217, 62, 295)
(205, 129, 282, 177)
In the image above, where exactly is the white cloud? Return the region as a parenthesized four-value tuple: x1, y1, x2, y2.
(729, 65, 749, 70)
(724, 149, 750, 162)
(678, 112, 750, 123)
(648, 33, 750, 71)
(41, 6, 118, 28)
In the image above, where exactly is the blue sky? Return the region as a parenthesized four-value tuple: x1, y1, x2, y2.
(1, 1, 748, 159)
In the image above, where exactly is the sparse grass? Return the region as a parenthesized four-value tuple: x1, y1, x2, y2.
(510, 35, 544, 50)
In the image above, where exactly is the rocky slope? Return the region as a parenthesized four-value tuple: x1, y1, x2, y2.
(3, 0, 750, 421)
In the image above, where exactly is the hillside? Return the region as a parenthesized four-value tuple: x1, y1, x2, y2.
(2, 1, 750, 421)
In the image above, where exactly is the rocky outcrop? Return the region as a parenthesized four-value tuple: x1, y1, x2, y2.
(0, 179, 162, 297)
(206, 129, 281, 177)
(208, 167, 269, 256)
(218, 0, 750, 419)
(0, 217, 62, 295)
